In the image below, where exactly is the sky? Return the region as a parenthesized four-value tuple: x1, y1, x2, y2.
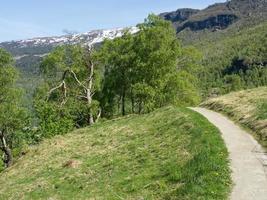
(0, 0, 226, 42)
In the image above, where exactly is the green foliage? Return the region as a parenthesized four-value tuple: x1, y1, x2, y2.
(198, 22, 267, 97)
(0, 48, 29, 167)
(35, 45, 102, 139)
(0, 159, 4, 172)
(34, 100, 74, 140)
(163, 71, 200, 106)
(132, 83, 156, 113)
(257, 101, 267, 120)
(98, 14, 201, 116)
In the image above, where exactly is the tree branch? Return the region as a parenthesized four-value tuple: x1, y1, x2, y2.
(70, 70, 87, 90)
(76, 95, 88, 100)
(46, 82, 64, 101)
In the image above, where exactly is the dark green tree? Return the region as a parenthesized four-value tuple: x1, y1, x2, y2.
(0, 49, 28, 167)
(96, 32, 135, 116)
(97, 14, 201, 115)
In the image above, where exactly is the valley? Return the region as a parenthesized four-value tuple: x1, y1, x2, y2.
(0, 0, 266, 199)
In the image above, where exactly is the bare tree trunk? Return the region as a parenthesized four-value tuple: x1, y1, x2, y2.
(86, 49, 95, 125)
(87, 89, 94, 125)
(118, 96, 121, 113)
(0, 132, 13, 167)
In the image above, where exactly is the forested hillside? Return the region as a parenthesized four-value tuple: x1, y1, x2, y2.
(162, 0, 267, 97)
(0, 16, 232, 195)
(198, 22, 267, 96)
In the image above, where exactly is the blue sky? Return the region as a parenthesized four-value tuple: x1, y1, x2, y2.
(0, 0, 226, 42)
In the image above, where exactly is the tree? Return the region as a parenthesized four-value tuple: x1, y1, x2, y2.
(0, 49, 27, 167)
(96, 32, 135, 116)
(134, 15, 201, 108)
(40, 45, 101, 127)
(97, 14, 200, 116)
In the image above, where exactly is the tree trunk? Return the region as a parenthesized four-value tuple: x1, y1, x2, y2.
(130, 89, 135, 113)
(95, 108, 102, 123)
(0, 134, 13, 167)
(122, 89, 126, 116)
(86, 52, 95, 125)
(138, 101, 142, 114)
(87, 89, 94, 125)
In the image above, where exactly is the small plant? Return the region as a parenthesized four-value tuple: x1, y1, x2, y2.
(257, 101, 267, 120)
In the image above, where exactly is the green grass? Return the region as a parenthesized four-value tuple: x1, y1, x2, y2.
(0, 106, 231, 199)
(257, 101, 267, 120)
(202, 87, 267, 147)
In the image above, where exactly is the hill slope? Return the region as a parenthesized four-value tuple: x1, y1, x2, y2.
(0, 107, 231, 199)
(202, 87, 267, 147)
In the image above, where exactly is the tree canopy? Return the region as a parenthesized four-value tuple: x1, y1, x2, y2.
(97, 14, 200, 116)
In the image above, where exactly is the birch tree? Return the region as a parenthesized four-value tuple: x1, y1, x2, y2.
(40, 45, 101, 126)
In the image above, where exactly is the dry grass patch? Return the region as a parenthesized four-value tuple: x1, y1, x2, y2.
(202, 87, 267, 147)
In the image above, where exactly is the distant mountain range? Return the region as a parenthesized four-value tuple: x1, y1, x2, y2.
(0, 27, 138, 58)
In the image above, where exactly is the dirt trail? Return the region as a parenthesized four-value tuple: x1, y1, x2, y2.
(191, 107, 267, 200)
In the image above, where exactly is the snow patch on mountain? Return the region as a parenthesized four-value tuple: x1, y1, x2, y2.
(12, 27, 139, 48)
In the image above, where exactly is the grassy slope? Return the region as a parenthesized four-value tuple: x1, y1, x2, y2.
(0, 107, 231, 200)
(202, 87, 267, 147)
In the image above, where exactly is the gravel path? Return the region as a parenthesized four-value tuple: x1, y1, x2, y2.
(191, 107, 267, 200)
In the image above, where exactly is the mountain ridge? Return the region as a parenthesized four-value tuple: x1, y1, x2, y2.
(161, 0, 267, 40)
(0, 27, 139, 57)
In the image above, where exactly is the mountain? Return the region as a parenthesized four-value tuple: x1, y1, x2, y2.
(161, 0, 267, 44)
(0, 27, 138, 74)
(1, 0, 265, 76)
(160, 0, 267, 97)
(1, 27, 139, 56)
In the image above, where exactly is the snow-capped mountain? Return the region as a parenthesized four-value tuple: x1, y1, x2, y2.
(10, 27, 139, 49)
(0, 27, 139, 57)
